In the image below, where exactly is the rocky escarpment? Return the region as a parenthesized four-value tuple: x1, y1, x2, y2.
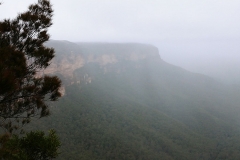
(43, 40, 161, 95)
(44, 40, 160, 77)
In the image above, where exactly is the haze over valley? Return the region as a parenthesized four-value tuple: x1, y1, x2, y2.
(1, 0, 240, 84)
(26, 40, 240, 159)
(1, 0, 240, 159)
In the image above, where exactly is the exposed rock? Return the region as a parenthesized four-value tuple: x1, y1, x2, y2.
(58, 86, 65, 96)
(43, 40, 161, 95)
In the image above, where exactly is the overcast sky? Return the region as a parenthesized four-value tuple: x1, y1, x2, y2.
(1, 0, 240, 83)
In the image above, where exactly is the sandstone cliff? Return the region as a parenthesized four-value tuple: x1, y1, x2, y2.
(44, 40, 160, 78)
(43, 40, 161, 96)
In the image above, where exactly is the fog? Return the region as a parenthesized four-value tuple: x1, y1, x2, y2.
(156, 39, 240, 84)
(1, 0, 240, 84)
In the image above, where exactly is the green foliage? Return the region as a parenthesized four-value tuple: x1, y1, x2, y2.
(0, 130, 60, 160)
(0, 0, 61, 133)
(27, 56, 240, 159)
(0, 1, 61, 159)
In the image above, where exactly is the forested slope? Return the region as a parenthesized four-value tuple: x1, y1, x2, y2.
(28, 53, 240, 159)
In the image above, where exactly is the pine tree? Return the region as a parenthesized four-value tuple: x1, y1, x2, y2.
(0, 0, 61, 133)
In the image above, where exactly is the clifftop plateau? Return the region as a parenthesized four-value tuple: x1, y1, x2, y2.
(43, 40, 160, 77)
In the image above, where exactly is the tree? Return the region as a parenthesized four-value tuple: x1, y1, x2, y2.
(0, 0, 61, 159)
(0, 130, 60, 160)
(0, 0, 61, 133)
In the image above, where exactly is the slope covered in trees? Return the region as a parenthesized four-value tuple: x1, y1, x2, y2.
(29, 41, 240, 160)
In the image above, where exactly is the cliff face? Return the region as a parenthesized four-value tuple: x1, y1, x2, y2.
(44, 41, 161, 78)
(43, 40, 161, 96)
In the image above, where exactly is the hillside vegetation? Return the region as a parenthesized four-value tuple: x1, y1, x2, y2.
(29, 41, 240, 160)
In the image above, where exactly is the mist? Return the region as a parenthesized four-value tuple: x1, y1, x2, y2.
(2, 1, 240, 159)
(155, 39, 240, 84)
(1, 0, 240, 84)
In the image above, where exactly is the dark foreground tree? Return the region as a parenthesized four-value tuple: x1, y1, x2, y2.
(0, 130, 60, 159)
(0, 0, 61, 133)
(0, 0, 61, 159)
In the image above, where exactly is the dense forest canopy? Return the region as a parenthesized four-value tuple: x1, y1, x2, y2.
(26, 40, 240, 160)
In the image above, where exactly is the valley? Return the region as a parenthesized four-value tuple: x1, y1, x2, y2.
(28, 40, 240, 160)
